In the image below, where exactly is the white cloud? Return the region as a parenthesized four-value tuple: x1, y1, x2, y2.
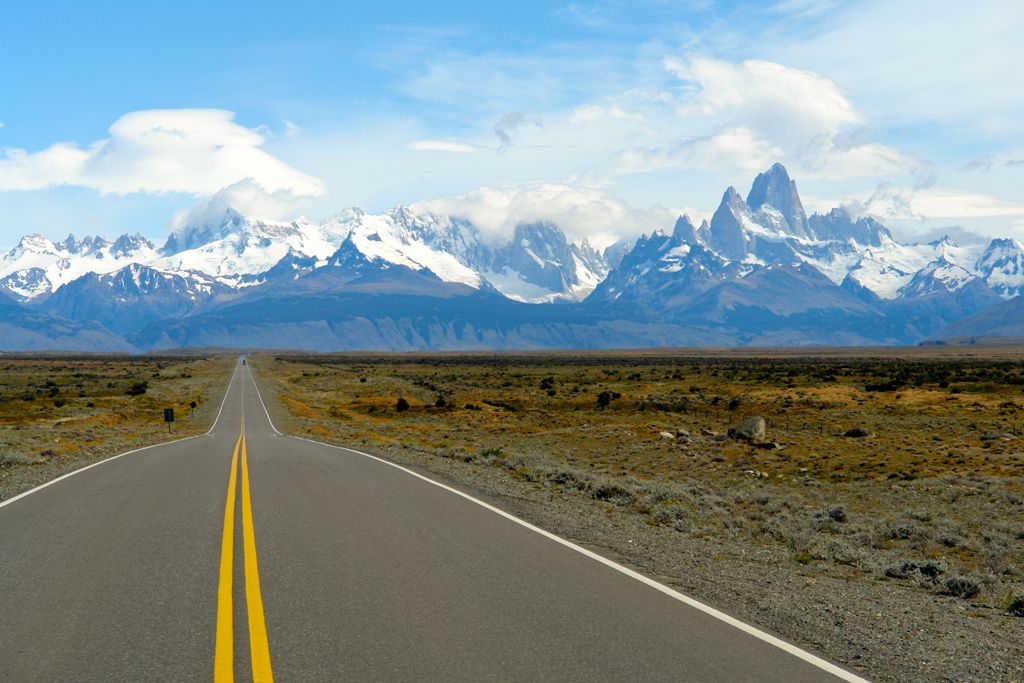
(165, 178, 311, 233)
(407, 139, 482, 153)
(568, 104, 644, 124)
(412, 183, 684, 249)
(284, 120, 302, 138)
(609, 56, 921, 179)
(771, 0, 1024, 135)
(493, 112, 543, 151)
(850, 184, 1024, 222)
(0, 109, 324, 198)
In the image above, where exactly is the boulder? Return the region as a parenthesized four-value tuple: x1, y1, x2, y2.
(981, 432, 1015, 441)
(728, 416, 766, 441)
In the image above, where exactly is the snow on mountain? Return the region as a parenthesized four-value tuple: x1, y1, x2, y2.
(844, 236, 983, 299)
(318, 208, 607, 303)
(319, 208, 483, 288)
(5, 161, 1019, 347)
(0, 232, 158, 301)
(41, 263, 231, 333)
(594, 163, 1014, 324)
(976, 237, 1024, 298)
(157, 212, 337, 286)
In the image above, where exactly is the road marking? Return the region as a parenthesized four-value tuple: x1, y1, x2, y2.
(0, 359, 242, 512)
(245, 363, 866, 683)
(207, 360, 242, 436)
(240, 428, 274, 681)
(214, 427, 242, 683)
(214, 417, 275, 683)
(244, 364, 282, 435)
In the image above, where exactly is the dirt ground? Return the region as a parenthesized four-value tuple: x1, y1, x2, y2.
(251, 349, 1024, 683)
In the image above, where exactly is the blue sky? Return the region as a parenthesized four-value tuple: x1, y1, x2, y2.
(2, 0, 1023, 247)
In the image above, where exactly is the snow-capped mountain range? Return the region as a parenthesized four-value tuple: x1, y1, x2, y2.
(1, 205, 607, 305)
(1, 163, 1022, 351)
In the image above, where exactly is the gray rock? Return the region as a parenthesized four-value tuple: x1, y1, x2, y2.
(980, 432, 1015, 441)
(728, 416, 766, 441)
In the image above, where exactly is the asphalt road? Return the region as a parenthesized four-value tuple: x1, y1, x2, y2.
(0, 359, 866, 682)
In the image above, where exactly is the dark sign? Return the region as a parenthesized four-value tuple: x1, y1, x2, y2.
(164, 408, 174, 423)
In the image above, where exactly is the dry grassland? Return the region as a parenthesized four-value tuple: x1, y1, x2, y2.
(252, 349, 1024, 675)
(0, 355, 235, 500)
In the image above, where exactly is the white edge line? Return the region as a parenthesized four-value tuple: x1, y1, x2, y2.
(0, 360, 241, 512)
(246, 364, 869, 683)
(244, 362, 282, 435)
(206, 359, 240, 435)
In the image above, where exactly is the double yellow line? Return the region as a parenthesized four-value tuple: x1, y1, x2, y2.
(215, 418, 274, 682)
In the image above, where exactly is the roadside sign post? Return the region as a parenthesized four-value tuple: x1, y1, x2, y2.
(164, 408, 174, 433)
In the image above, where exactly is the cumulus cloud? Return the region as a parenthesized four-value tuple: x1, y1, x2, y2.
(0, 109, 324, 197)
(847, 184, 1024, 222)
(165, 178, 311, 233)
(609, 56, 921, 180)
(407, 139, 482, 153)
(412, 183, 683, 248)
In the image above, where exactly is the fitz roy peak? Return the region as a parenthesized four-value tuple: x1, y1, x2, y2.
(1, 163, 1022, 351)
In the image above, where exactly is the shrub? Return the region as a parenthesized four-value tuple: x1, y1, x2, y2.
(590, 480, 634, 503)
(813, 504, 847, 525)
(651, 503, 689, 524)
(883, 521, 924, 541)
(884, 559, 946, 581)
(548, 469, 590, 491)
(126, 381, 148, 396)
(395, 397, 410, 412)
(940, 575, 982, 599)
(1006, 595, 1024, 617)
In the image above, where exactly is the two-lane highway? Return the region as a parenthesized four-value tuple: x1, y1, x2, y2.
(0, 359, 866, 681)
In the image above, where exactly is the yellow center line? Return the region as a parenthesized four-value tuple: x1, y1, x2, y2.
(214, 427, 242, 683)
(214, 416, 274, 682)
(241, 429, 274, 681)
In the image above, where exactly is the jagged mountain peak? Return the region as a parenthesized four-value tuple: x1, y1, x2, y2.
(11, 233, 56, 254)
(808, 207, 892, 247)
(746, 162, 810, 238)
(163, 208, 246, 254)
(976, 237, 1024, 298)
(671, 215, 708, 244)
(111, 232, 155, 257)
(58, 233, 111, 254)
